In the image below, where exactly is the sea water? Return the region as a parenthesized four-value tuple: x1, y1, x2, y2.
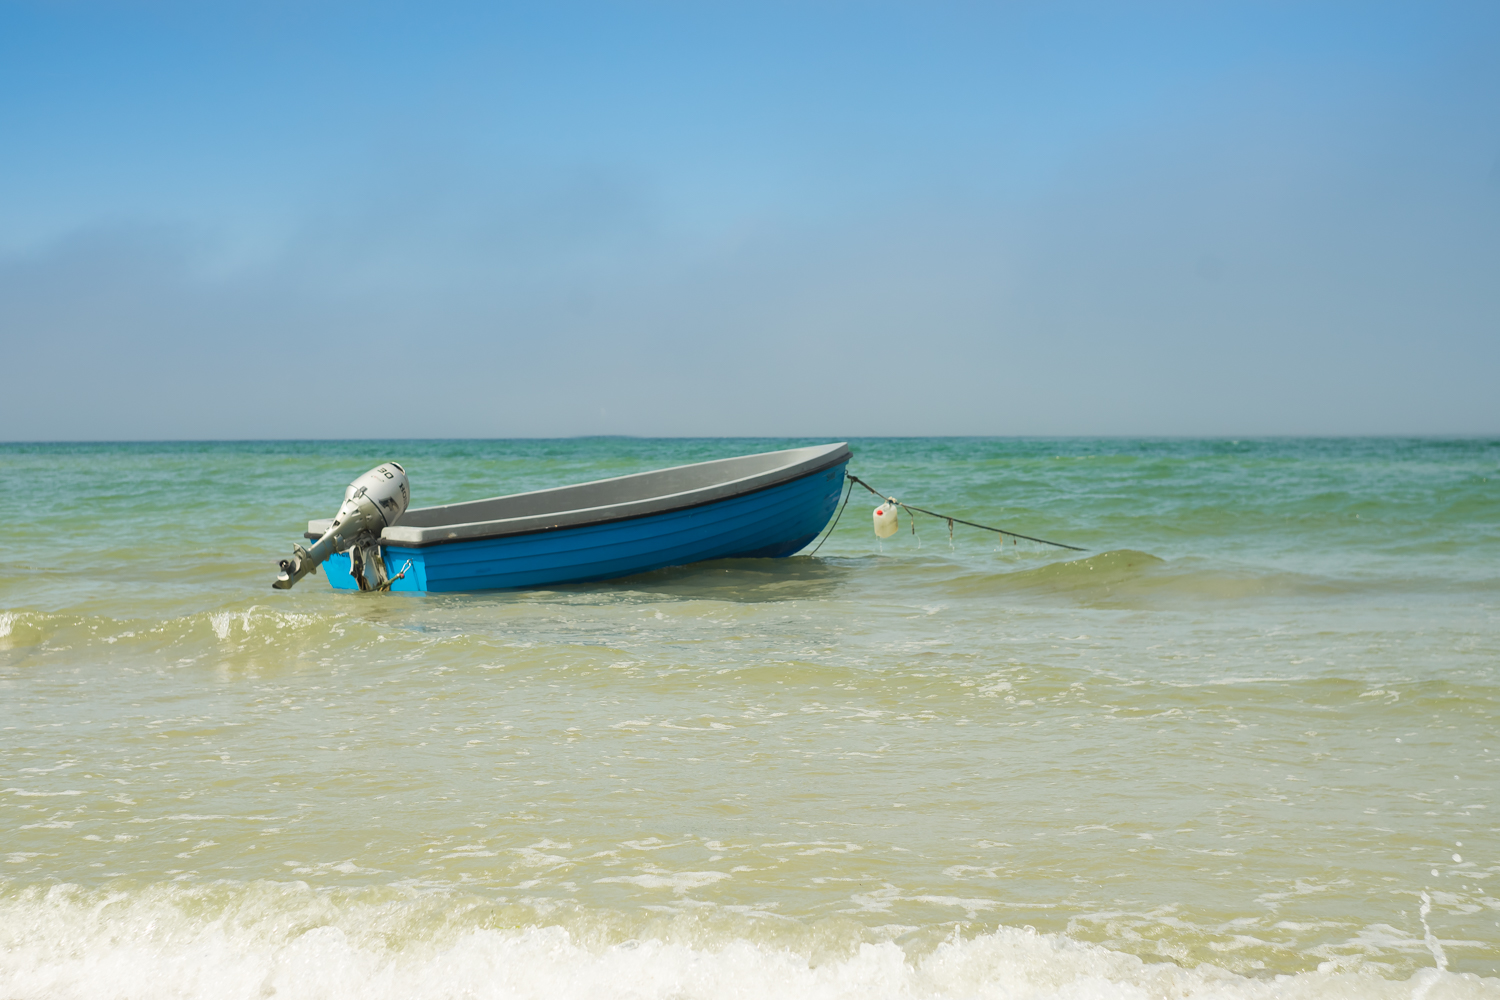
(1, 437, 1496, 999)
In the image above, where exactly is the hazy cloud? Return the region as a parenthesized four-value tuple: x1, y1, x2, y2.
(1, 1, 1496, 439)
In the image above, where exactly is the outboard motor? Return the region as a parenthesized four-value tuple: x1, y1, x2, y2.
(273, 463, 410, 591)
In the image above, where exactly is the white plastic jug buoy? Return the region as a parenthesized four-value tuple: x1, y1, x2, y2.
(873, 500, 899, 539)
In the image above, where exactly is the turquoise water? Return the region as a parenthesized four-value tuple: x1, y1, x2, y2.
(1, 438, 1497, 999)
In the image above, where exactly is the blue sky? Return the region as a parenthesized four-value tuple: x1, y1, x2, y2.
(2, 1, 1497, 439)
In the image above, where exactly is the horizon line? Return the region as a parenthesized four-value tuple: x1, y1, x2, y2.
(3, 433, 1497, 446)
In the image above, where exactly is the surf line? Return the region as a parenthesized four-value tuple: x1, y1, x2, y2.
(839, 473, 1087, 552)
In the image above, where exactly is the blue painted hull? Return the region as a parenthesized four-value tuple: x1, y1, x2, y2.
(321, 461, 847, 592)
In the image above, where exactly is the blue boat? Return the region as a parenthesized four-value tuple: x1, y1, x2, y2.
(305, 443, 851, 593)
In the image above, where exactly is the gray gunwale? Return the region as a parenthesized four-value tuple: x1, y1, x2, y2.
(306, 442, 851, 548)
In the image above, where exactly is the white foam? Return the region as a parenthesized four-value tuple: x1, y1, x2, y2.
(1419, 892, 1450, 972)
(594, 869, 732, 892)
(1, 882, 1496, 1000)
(208, 610, 251, 640)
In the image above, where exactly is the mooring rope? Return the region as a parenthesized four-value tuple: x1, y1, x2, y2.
(844, 473, 1086, 552)
(807, 474, 855, 555)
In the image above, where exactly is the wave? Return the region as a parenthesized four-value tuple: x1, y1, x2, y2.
(0, 607, 399, 677)
(920, 549, 1498, 606)
(1, 881, 1492, 1000)
(1, 547, 1495, 667)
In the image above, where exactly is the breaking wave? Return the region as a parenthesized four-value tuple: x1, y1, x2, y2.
(2, 881, 1494, 1000)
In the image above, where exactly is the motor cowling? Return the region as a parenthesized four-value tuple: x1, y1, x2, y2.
(273, 463, 409, 591)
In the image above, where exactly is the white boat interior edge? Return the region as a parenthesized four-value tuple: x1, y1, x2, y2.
(306, 442, 852, 547)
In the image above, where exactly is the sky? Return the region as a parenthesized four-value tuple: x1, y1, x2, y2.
(1, 0, 1497, 440)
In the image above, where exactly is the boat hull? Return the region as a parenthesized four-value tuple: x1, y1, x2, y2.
(321, 461, 848, 593)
